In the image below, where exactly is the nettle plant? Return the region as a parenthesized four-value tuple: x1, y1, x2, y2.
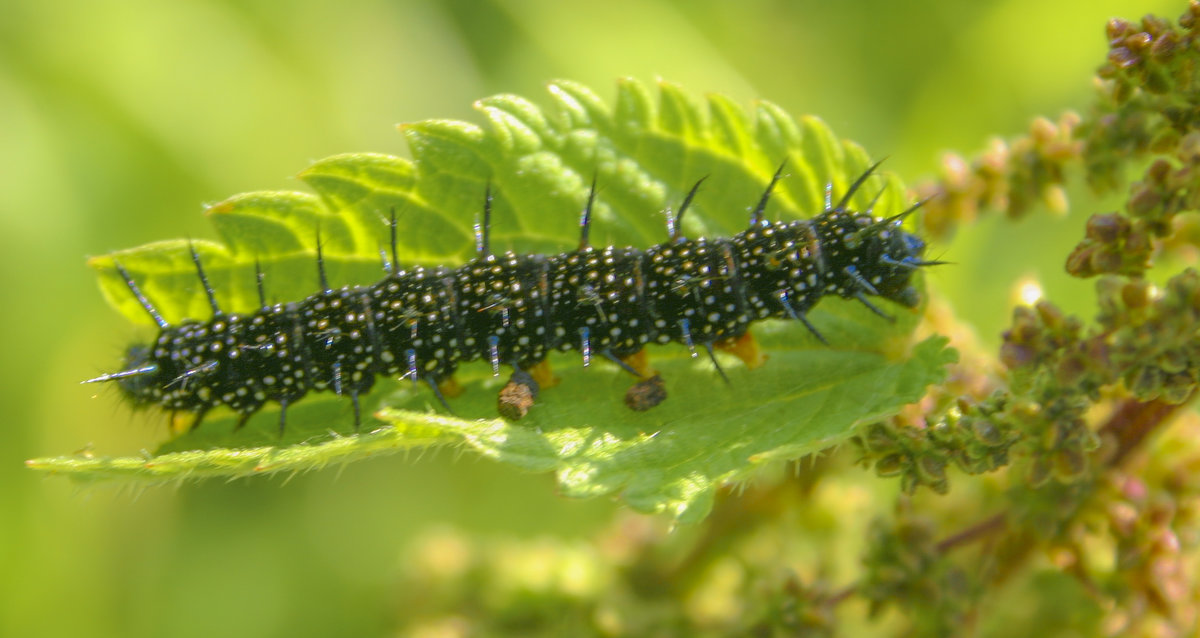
(30, 4, 1200, 636)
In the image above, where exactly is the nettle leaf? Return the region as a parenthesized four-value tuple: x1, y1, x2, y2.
(30, 79, 954, 522)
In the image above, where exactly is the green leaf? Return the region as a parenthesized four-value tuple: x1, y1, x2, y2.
(35, 79, 953, 522)
(381, 335, 954, 523)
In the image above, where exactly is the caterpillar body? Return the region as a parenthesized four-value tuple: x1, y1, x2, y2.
(89, 161, 937, 432)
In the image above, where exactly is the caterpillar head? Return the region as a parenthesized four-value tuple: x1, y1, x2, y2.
(812, 210, 932, 310)
(867, 218, 928, 309)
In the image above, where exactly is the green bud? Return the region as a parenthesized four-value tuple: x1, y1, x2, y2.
(875, 453, 907, 477)
(917, 455, 947, 484)
(1129, 365, 1165, 398)
(1053, 447, 1088, 481)
(969, 418, 1006, 447)
(1028, 456, 1052, 487)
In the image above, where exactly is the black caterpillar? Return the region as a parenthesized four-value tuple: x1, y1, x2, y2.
(88, 161, 937, 431)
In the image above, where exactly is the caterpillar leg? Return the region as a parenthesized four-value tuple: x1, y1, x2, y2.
(715, 332, 767, 370)
(625, 375, 666, 411)
(527, 359, 560, 389)
(496, 361, 558, 421)
(617, 349, 668, 411)
(169, 410, 204, 436)
(498, 368, 540, 421)
(437, 376, 465, 399)
(619, 349, 656, 380)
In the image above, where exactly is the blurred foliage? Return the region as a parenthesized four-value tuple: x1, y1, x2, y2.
(3, 0, 1196, 637)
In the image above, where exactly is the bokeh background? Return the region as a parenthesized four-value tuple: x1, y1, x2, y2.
(1, 0, 1180, 635)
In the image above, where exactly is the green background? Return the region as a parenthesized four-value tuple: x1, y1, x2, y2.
(1, 0, 1177, 636)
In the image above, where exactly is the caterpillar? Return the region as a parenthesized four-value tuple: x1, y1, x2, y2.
(87, 160, 937, 432)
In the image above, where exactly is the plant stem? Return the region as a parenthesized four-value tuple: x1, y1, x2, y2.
(1102, 394, 1194, 467)
(935, 512, 1007, 553)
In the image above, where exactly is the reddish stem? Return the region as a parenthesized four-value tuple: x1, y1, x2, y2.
(1101, 395, 1192, 467)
